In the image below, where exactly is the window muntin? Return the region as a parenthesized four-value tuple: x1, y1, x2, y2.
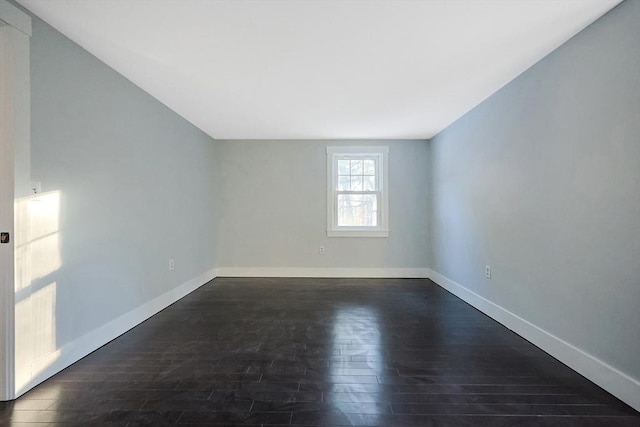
(327, 147, 389, 237)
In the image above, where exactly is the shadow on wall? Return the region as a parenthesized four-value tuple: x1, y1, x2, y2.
(14, 190, 62, 395)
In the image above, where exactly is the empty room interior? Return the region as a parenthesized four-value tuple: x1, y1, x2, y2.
(0, 0, 638, 425)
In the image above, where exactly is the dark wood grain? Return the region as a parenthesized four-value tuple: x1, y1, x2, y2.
(0, 277, 637, 426)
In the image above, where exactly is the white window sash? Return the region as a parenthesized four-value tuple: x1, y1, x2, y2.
(326, 146, 389, 237)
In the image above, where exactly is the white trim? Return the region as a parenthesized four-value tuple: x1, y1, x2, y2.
(216, 267, 429, 278)
(428, 268, 640, 412)
(326, 146, 389, 238)
(0, 2, 31, 400)
(0, 22, 16, 402)
(15, 268, 217, 398)
(0, 0, 31, 36)
(327, 230, 389, 238)
(326, 146, 390, 155)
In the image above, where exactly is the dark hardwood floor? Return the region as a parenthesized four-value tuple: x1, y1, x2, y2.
(0, 277, 637, 426)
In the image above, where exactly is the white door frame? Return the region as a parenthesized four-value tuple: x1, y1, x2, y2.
(0, 20, 17, 401)
(0, 0, 31, 402)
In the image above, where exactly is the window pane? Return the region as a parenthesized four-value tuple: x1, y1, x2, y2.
(337, 194, 378, 227)
(350, 160, 363, 175)
(338, 160, 350, 175)
(364, 176, 376, 191)
(338, 176, 350, 191)
(364, 159, 376, 175)
(350, 176, 363, 191)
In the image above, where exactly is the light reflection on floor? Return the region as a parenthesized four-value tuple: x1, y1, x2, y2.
(330, 305, 383, 423)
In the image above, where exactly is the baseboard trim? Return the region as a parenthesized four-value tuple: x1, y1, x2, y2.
(17, 268, 217, 398)
(216, 267, 430, 278)
(428, 269, 640, 412)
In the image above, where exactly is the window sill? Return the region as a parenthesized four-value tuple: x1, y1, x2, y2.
(327, 229, 389, 238)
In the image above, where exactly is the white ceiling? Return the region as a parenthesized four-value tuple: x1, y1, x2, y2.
(17, 0, 622, 140)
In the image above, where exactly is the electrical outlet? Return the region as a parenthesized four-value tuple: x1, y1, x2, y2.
(169, 258, 175, 270)
(319, 246, 325, 254)
(485, 265, 491, 279)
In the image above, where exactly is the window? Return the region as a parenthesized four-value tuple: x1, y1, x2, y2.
(326, 146, 389, 237)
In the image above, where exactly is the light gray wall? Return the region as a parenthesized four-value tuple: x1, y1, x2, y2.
(28, 14, 218, 351)
(216, 139, 429, 270)
(430, 0, 639, 382)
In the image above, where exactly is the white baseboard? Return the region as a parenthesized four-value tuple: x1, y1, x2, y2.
(428, 269, 640, 412)
(16, 267, 637, 411)
(17, 268, 217, 398)
(216, 267, 430, 278)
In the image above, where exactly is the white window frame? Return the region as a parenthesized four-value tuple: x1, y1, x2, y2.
(326, 146, 389, 238)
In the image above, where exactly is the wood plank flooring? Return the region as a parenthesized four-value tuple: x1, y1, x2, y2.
(0, 277, 637, 426)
